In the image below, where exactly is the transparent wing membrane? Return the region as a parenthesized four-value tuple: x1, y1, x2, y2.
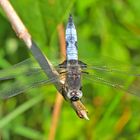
(79, 56, 140, 97)
(0, 58, 40, 80)
(83, 71, 140, 97)
(85, 64, 140, 76)
(80, 55, 140, 76)
(0, 58, 63, 99)
(0, 58, 62, 81)
(1, 55, 140, 99)
(0, 69, 61, 99)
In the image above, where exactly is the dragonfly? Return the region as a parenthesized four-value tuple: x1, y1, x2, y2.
(0, 15, 140, 102)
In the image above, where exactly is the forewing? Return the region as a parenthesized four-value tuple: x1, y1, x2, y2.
(82, 70, 140, 97)
(80, 55, 140, 76)
(0, 69, 61, 99)
(0, 58, 61, 99)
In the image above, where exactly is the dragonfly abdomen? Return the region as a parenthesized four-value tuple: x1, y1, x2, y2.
(66, 15, 78, 61)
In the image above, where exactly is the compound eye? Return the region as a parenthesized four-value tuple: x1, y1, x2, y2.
(67, 90, 83, 101)
(70, 91, 75, 96)
(67, 90, 75, 99)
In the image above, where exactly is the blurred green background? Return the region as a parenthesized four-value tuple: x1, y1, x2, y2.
(0, 0, 140, 140)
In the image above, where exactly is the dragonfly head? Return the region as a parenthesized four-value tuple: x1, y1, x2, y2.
(67, 89, 83, 101)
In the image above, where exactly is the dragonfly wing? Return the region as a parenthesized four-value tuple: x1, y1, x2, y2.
(0, 58, 41, 80)
(82, 70, 140, 97)
(80, 55, 140, 76)
(0, 64, 61, 99)
(0, 58, 63, 81)
(84, 64, 140, 76)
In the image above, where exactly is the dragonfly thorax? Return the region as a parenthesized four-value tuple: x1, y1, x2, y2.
(63, 60, 82, 101)
(66, 61, 81, 88)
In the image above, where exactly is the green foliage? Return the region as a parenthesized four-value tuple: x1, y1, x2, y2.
(0, 0, 140, 139)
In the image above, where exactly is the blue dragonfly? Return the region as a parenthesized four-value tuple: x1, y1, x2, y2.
(0, 15, 140, 102)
